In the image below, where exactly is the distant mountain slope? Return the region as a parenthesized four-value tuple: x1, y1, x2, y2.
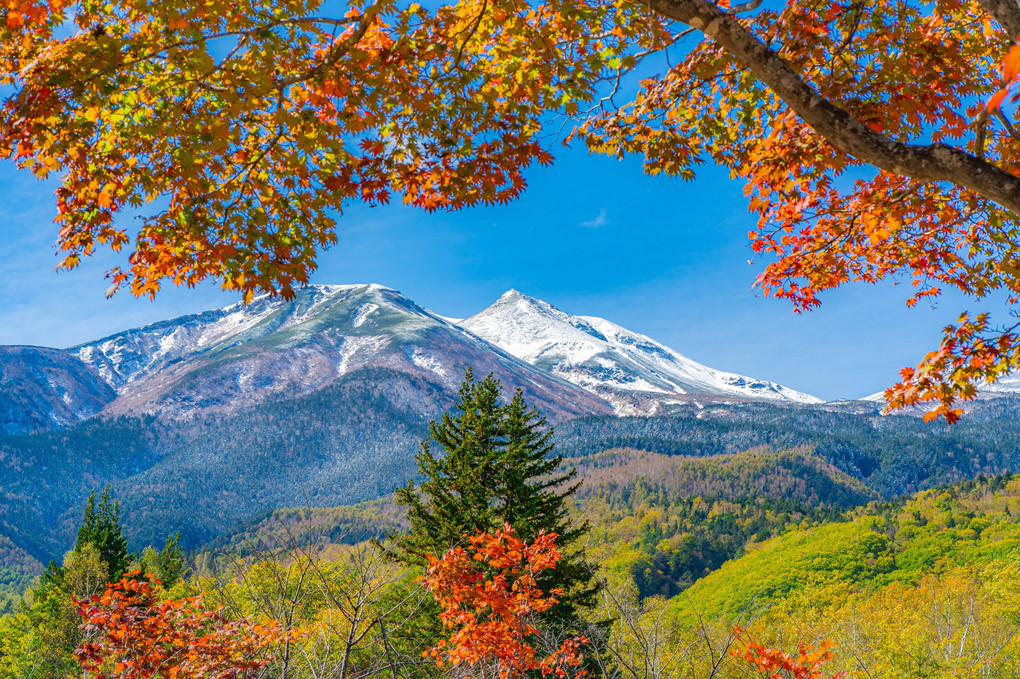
(206, 448, 875, 554)
(573, 447, 878, 599)
(198, 446, 876, 603)
(668, 473, 1020, 623)
(460, 290, 821, 414)
(3, 369, 1020, 566)
(553, 400, 1020, 497)
(0, 368, 454, 560)
(110, 369, 452, 548)
(0, 531, 41, 615)
(573, 447, 878, 509)
(71, 284, 610, 421)
(861, 371, 1020, 403)
(0, 346, 115, 435)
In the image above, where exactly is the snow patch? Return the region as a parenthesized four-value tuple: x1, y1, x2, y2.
(981, 371, 1020, 394)
(336, 335, 388, 375)
(352, 303, 379, 328)
(409, 348, 448, 376)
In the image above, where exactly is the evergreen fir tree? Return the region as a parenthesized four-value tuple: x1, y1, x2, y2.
(156, 532, 186, 587)
(75, 486, 130, 580)
(40, 559, 64, 589)
(393, 369, 506, 561)
(392, 369, 599, 630)
(499, 391, 600, 623)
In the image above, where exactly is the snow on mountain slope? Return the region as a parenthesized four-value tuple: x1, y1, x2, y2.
(858, 372, 1020, 404)
(55, 284, 822, 421)
(980, 372, 1020, 394)
(70, 285, 611, 420)
(460, 290, 822, 414)
(0, 346, 116, 434)
(71, 285, 358, 388)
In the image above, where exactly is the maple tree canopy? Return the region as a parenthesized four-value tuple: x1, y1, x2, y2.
(3, 0, 1020, 419)
(75, 572, 289, 678)
(422, 525, 588, 679)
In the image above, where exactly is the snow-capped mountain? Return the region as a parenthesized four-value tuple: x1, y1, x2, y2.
(0, 284, 823, 429)
(979, 372, 1020, 395)
(0, 346, 115, 434)
(70, 284, 611, 421)
(460, 290, 822, 414)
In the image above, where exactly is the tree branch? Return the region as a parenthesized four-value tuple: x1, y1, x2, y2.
(647, 0, 1020, 216)
(275, 0, 384, 88)
(996, 108, 1020, 143)
(976, 0, 1020, 37)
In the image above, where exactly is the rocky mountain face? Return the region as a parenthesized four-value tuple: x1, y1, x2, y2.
(64, 284, 823, 423)
(460, 290, 822, 414)
(70, 284, 611, 422)
(0, 346, 115, 435)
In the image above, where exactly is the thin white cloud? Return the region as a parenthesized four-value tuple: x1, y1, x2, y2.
(579, 208, 608, 228)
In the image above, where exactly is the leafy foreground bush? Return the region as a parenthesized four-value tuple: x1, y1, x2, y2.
(75, 571, 289, 679)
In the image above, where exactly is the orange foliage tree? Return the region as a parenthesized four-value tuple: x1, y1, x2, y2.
(730, 628, 841, 679)
(74, 571, 289, 679)
(5, 0, 1020, 416)
(421, 524, 588, 679)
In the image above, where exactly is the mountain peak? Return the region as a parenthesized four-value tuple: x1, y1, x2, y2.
(67, 282, 611, 421)
(491, 289, 567, 321)
(254, 282, 397, 304)
(462, 291, 822, 413)
(497, 288, 538, 304)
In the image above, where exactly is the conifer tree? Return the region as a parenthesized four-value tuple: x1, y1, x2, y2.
(393, 369, 598, 630)
(75, 486, 131, 580)
(394, 370, 506, 561)
(9, 488, 179, 679)
(156, 533, 186, 588)
(499, 391, 600, 622)
(41, 485, 131, 588)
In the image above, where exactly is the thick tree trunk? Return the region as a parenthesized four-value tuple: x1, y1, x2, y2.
(648, 0, 1020, 216)
(977, 0, 1020, 37)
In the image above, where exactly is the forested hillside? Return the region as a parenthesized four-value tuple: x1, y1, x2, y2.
(575, 448, 875, 599)
(0, 369, 445, 562)
(199, 447, 878, 605)
(0, 536, 38, 615)
(643, 474, 1020, 676)
(6, 439, 1020, 674)
(557, 399, 1020, 495)
(5, 395, 1020, 579)
(673, 473, 1020, 619)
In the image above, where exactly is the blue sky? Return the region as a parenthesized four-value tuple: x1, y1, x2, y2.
(0, 144, 980, 401)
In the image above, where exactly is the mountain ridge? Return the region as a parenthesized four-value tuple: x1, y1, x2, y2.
(67, 284, 611, 422)
(0, 346, 115, 435)
(460, 289, 822, 414)
(10, 283, 825, 426)
(9, 283, 1020, 435)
